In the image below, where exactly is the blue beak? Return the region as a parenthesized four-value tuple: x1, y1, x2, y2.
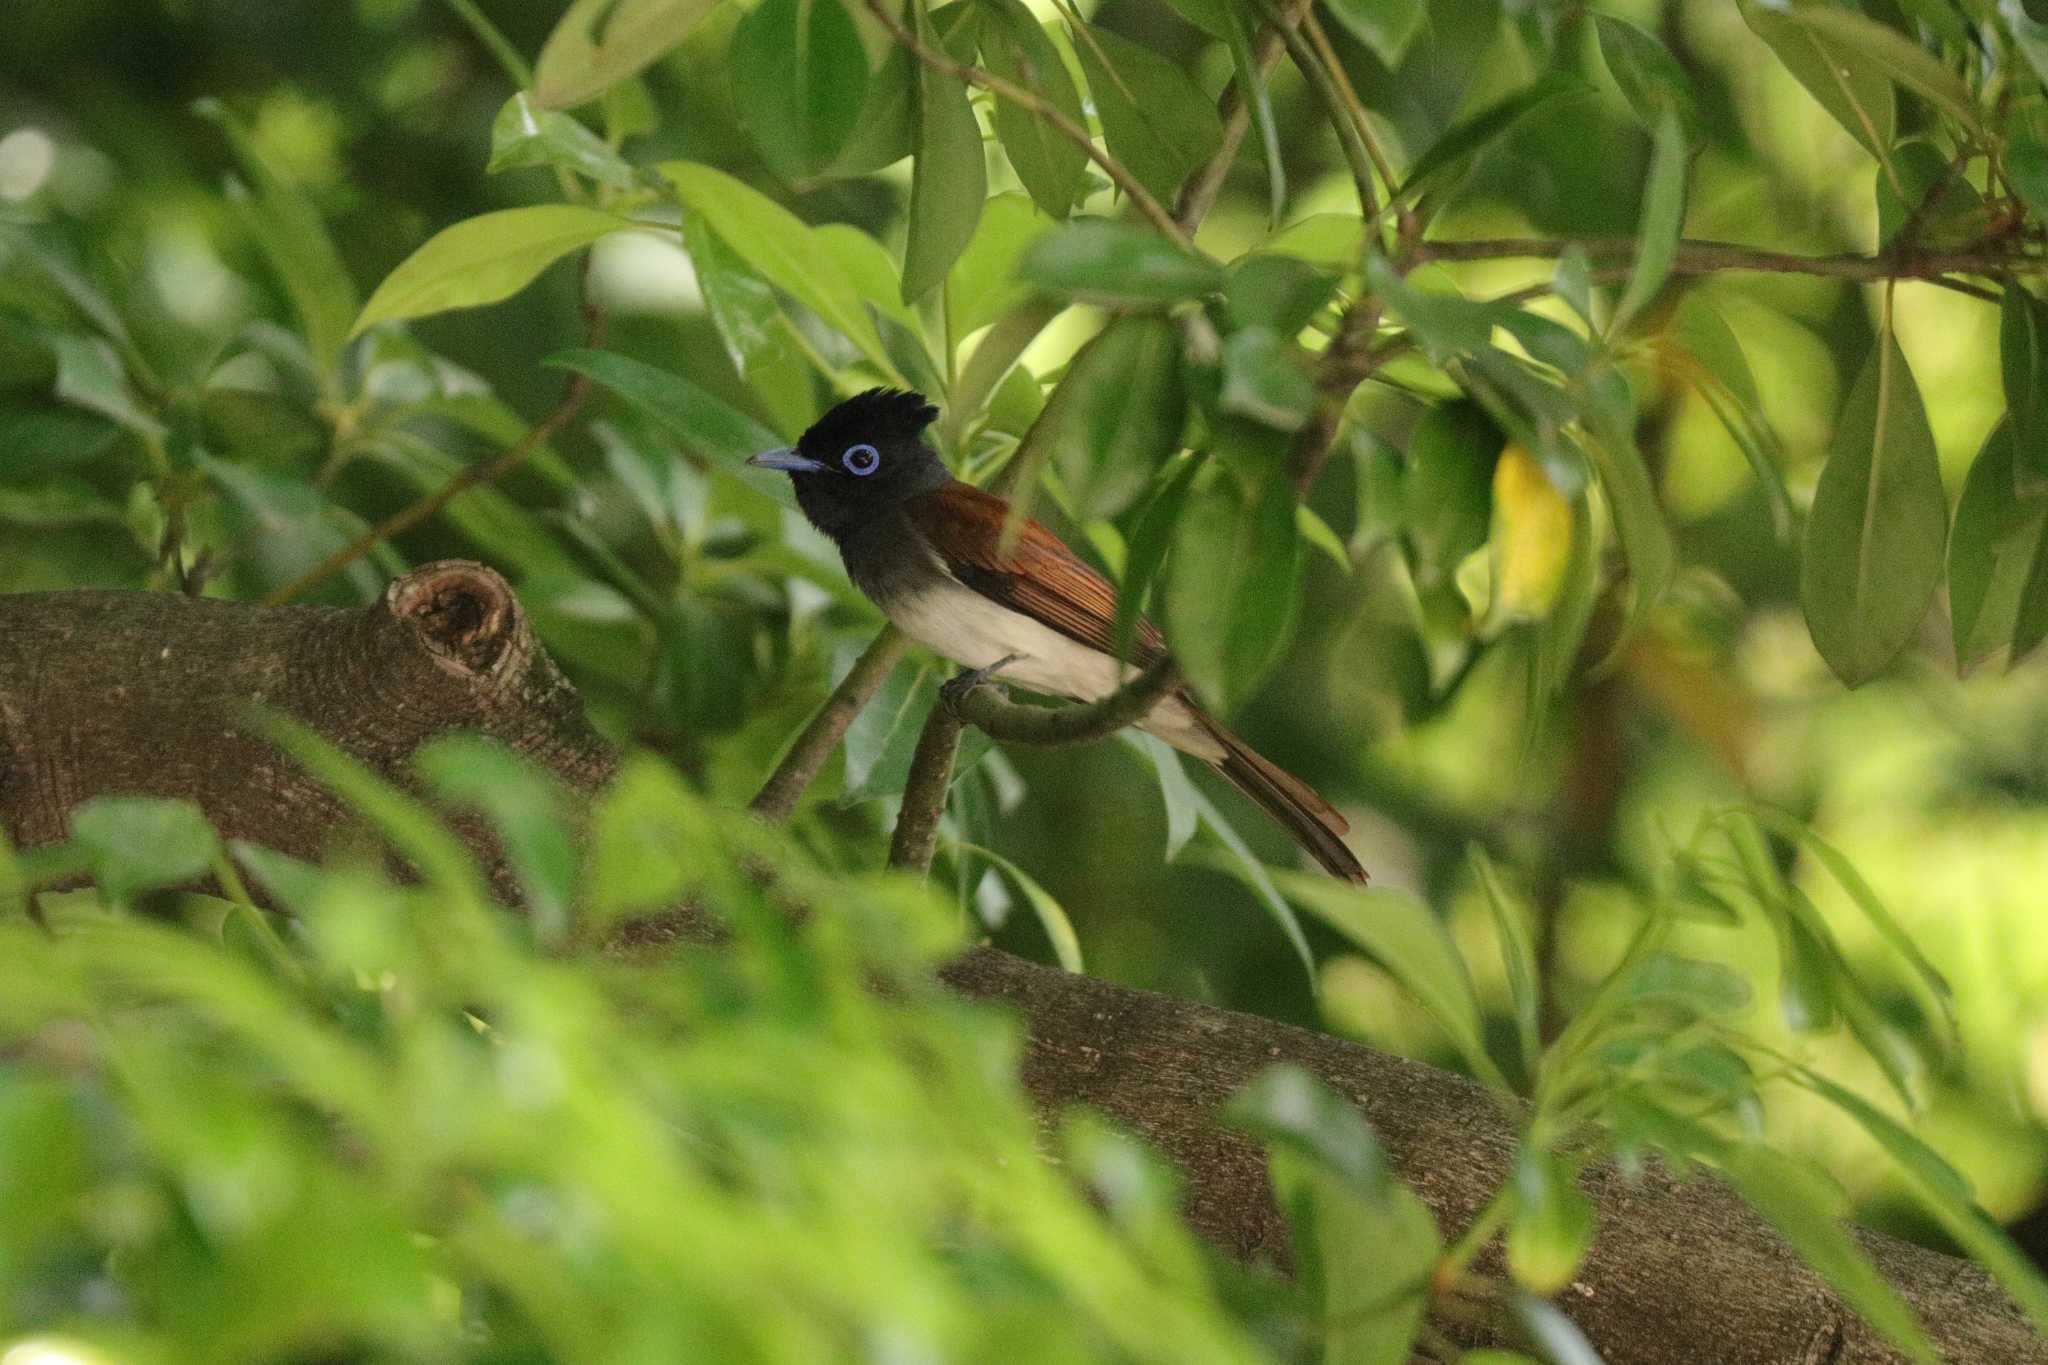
(747, 448, 827, 473)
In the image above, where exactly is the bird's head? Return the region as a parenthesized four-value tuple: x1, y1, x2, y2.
(748, 388, 948, 536)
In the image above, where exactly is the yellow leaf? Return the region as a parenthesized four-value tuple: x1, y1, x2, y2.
(1490, 445, 1573, 621)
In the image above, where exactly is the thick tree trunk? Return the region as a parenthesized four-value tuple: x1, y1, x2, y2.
(1, 564, 2041, 1365)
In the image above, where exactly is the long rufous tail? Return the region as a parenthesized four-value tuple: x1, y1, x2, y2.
(1196, 715, 1367, 884)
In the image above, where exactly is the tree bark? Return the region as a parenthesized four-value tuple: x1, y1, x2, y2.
(1, 567, 2041, 1365)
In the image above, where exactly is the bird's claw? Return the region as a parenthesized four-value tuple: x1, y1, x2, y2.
(940, 654, 1023, 717)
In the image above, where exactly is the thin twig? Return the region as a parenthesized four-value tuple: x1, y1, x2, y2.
(751, 627, 909, 821)
(943, 654, 1180, 747)
(1412, 234, 2035, 295)
(264, 260, 608, 606)
(888, 704, 965, 874)
(1300, 8, 1399, 223)
(860, 0, 1192, 248)
(1263, 0, 1377, 222)
(1173, 0, 1306, 233)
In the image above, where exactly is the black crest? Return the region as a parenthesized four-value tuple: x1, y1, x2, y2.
(796, 388, 939, 460)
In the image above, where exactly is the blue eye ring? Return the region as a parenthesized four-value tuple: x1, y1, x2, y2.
(843, 442, 881, 476)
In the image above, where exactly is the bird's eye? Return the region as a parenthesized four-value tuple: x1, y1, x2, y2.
(843, 443, 881, 476)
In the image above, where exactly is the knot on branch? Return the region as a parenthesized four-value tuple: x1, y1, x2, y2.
(386, 560, 524, 678)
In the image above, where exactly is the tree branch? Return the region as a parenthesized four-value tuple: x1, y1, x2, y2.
(751, 626, 909, 822)
(860, 0, 1192, 248)
(888, 703, 965, 874)
(1412, 234, 2034, 296)
(1172, 0, 1306, 233)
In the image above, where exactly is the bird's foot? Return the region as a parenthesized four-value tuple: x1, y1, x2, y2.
(940, 654, 1024, 718)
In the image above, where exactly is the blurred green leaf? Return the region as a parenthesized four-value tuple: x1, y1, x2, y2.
(957, 840, 1082, 971)
(415, 737, 578, 945)
(1126, 732, 1200, 861)
(1507, 1148, 1594, 1295)
(1512, 1294, 1606, 1365)
(1217, 326, 1315, 431)
(732, 0, 870, 180)
(51, 333, 163, 439)
(946, 192, 1056, 339)
(487, 92, 639, 188)
(663, 161, 895, 373)
(1166, 472, 1302, 712)
(1721, 1147, 1937, 1364)
(1323, 0, 1424, 67)
(1612, 106, 1686, 335)
(1113, 453, 1201, 662)
(1738, 1, 1897, 161)
(196, 99, 359, 384)
(1593, 13, 1698, 134)
(902, 0, 987, 301)
(1017, 219, 1225, 306)
(1583, 426, 1674, 660)
(1269, 869, 1503, 1088)
(1224, 254, 1339, 338)
(1471, 848, 1540, 1082)
(349, 206, 628, 337)
(1017, 313, 1185, 522)
(1800, 330, 1947, 687)
(69, 797, 220, 905)
(2002, 285, 2048, 490)
(547, 349, 780, 471)
(1948, 420, 2048, 666)
(1395, 76, 1589, 201)
(1069, 23, 1224, 208)
(1875, 140, 1981, 250)
(534, 0, 726, 109)
(978, 0, 1088, 217)
(1668, 295, 1792, 537)
(1404, 400, 1499, 583)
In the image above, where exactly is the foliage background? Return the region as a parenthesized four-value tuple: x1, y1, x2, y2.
(9, 0, 2048, 1355)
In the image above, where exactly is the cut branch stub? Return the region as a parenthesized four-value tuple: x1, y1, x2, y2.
(0, 560, 618, 887)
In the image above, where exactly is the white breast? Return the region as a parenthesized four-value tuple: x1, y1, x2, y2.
(883, 575, 1223, 760)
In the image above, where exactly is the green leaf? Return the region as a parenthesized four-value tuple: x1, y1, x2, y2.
(1221, 2, 1284, 225)
(2003, 286, 2048, 489)
(546, 348, 780, 467)
(349, 205, 628, 337)
(1785, 5, 1982, 139)
(1512, 1295, 1606, 1365)
(679, 208, 813, 435)
(1323, 0, 1424, 68)
(1470, 848, 1540, 1083)
(1949, 420, 2048, 665)
(69, 797, 220, 905)
(50, 334, 163, 439)
(1365, 256, 1502, 360)
(2007, 111, 2048, 222)
(1583, 426, 1675, 658)
(1593, 13, 1698, 134)
(1224, 254, 1339, 338)
(1507, 1148, 1594, 1295)
(487, 92, 639, 188)
(1113, 453, 1201, 662)
(1788, 1064, 2048, 1338)
(1738, 1, 1897, 160)
(415, 737, 577, 945)
(1875, 139, 1983, 250)
(1069, 23, 1224, 208)
(1015, 313, 1185, 522)
(1404, 400, 1500, 583)
(1269, 869, 1503, 1089)
(731, 0, 870, 180)
(1395, 76, 1589, 201)
(195, 99, 359, 383)
(1613, 106, 1687, 335)
(978, 0, 1088, 217)
(1227, 1067, 1439, 1365)
(0, 479, 121, 528)
(1016, 219, 1224, 306)
(1217, 326, 1315, 431)
(902, 0, 987, 301)
(1166, 472, 1303, 712)
(662, 161, 894, 373)
(956, 841, 1082, 971)
(1125, 732, 1199, 861)
(1721, 1147, 1937, 1364)
(534, 0, 726, 109)
(945, 193, 1056, 341)
(1800, 331, 1948, 686)
(1669, 295, 1793, 537)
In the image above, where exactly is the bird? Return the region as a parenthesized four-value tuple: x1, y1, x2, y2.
(749, 387, 1365, 884)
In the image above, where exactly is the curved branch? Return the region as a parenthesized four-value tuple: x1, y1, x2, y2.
(943, 653, 1180, 747)
(751, 626, 909, 821)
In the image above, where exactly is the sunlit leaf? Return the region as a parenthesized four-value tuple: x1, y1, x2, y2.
(901, 0, 986, 301)
(1016, 219, 1225, 306)
(731, 0, 870, 180)
(1069, 23, 1223, 208)
(978, 0, 1087, 217)
(487, 92, 638, 188)
(350, 206, 629, 337)
(1612, 106, 1686, 335)
(535, 0, 727, 109)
